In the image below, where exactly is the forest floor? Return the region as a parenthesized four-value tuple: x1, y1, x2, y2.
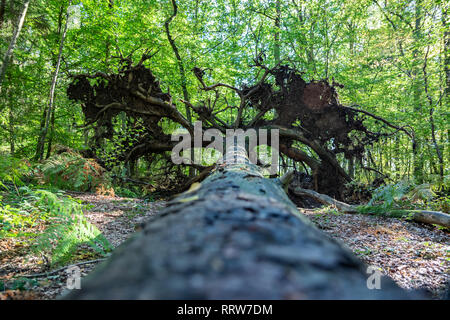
(0, 192, 166, 300)
(302, 209, 449, 299)
(0, 192, 448, 300)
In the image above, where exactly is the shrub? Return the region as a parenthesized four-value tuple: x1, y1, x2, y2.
(39, 152, 113, 194)
(0, 154, 32, 194)
(32, 190, 112, 266)
(0, 188, 112, 266)
(358, 180, 446, 214)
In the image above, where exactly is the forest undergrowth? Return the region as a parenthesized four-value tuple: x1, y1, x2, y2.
(0, 153, 448, 299)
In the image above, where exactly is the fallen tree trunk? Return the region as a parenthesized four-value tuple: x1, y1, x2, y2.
(291, 186, 450, 228)
(390, 210, 450, 228)
(63, 144, 417, 299)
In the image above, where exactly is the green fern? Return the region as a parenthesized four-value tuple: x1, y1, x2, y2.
(39, 152, 111, 192)
(33, 190, 112, 266)
(358, 181, 411, 215)
(0, 155, 32, 195)
(358, 180, 443, 215)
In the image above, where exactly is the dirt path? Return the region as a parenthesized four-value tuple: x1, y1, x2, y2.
(0, 192, 448, 299)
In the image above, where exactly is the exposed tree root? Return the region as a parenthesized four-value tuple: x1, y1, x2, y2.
(67, 55, 411, 198)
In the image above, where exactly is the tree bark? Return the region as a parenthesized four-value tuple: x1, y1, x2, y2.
(291, 186, 358, 213)
(63, 141, 416, 299)
(412, 0, 423, 183)
(44, 109, 55, 159)
(0, 0, 30, 92)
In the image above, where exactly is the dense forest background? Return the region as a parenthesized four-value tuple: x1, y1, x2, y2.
(0, 0, 448, 187)
(0, 0, 449, 299)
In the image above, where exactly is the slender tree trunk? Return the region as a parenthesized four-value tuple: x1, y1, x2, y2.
(44, 5, 65, 160)
(394, 135, 400, 180)
(443, 5, 449, 174)
(0, 0, 31, 92)
(324, 14, 329, 79)
(307, 20, 316, 75)
(104, 0, 114, 67)
(35, 1, 72, 161)
(45, 109, 55, 159)
(443, 4, 449, 109)
(274, 0, 281, 63)
(412, 0, 423, 183)
(164, 0, 191, 123)
(423, 46, 444, 180)
(348, 156, 354, 179)
(165, 0, 194, 176)
(7, 86, 14, 155)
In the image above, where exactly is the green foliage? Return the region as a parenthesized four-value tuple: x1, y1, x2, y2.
(313, 205, 342, 216)
(0, 202, 38, 238)
(0, 184, 43, 238)
(407, 183, 437, 203)
(428, 195, 450, 214)
(32, 190, 112, 266)
(114, 186, 139, 198)
(358, 181, 411, 215)
(358, 180, 448, 215)
(0, 278, 39, 292)
(364, 181, 411, 211)
(0, 187, 112, 266)
(0, 0, 448, 195)
(0, 155, 32, 194)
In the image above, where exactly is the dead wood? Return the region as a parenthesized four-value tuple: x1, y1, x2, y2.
(67, 55, 410, 198)
(291, 186, 450, 228)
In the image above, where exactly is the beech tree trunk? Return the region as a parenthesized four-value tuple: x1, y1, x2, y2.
(35, 0, 72, 161)
(63, 141, 416, 299)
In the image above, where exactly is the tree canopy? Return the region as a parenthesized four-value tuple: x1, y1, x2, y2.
(0, 0, 449, 301)
(0, 0, 448, 191)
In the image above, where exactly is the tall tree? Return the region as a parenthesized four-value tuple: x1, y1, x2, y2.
(412, 0, 423, 183)
(0, 0, 31, 92)
(273, 0, 281, 63)
(165, 0, 194, 176)
(443, 2, 449, 111)
(164, 0, 192, 123)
